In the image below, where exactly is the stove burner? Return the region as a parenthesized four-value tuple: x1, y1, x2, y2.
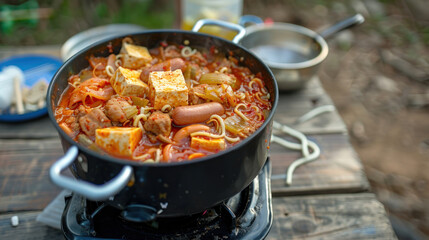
(62, 159, 272, 240)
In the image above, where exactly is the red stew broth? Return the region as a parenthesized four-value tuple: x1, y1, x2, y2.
(55, 41, 272, 163)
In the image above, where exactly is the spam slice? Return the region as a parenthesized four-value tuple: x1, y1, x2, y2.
(95, 127, 142, 157)
(110, 67, 148, 97)
(120, 42, 152, 69)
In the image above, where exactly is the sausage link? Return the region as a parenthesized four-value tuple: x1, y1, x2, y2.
(163, 144, 173, 162)
(173, 124, 210, 143)
(140, 58, 186, 83)
(172, 102, 225, 126)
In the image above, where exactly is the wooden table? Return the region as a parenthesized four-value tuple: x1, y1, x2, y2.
(0, 46, 397, 239)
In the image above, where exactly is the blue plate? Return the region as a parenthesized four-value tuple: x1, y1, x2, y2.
(0, 54, 62, 122)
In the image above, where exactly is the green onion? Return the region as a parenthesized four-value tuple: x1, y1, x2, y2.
(131, 96, 149, 108)
(123, 105, 138, 119)
(184, 65, 198, 81)
(77, 134, 93, 147)
(184, 65, 192, 80)
(88, 143, 105, 154)
(78, 134, 105, 153)
(224, 115, 247, 134)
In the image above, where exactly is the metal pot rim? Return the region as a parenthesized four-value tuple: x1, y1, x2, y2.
(47, 29, 279, 167)
(242, 22, 329, 69)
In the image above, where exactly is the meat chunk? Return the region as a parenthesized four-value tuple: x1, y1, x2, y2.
(79, 108, 112, 137)
(76, 105, 89, 118)
(64, 115, 80, 132)
(144, 111, 172, 142)
(164, 45, 182, 59)
(104, 97, 133, 123)
(188, 85, 206, 105)
(67, 107, 83, 131)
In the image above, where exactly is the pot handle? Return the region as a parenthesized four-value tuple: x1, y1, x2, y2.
(49, 145, 133, 201)
(319, 13, 365, 39)
(192, 19, 246, 44)
(239, 15, 264, 27)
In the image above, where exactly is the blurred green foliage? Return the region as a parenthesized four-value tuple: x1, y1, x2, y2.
(91, 0, 175, 28)
(0, 0, 175, 46)
(422, 27, 429, 45)
(0, 0, 39, 34)
(1, 0, 428, 49)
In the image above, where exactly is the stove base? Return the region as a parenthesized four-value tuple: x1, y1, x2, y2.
(62, 159, 272, 240)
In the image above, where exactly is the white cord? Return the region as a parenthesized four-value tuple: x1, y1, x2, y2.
(271, 121, 321, 186)
(273, 121, 309, 157)
(294, 105, 335, 124)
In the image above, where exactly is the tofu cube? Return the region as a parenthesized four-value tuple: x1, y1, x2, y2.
(95, 127, 142, 157)
(120, 43, 152, 69)
(190, 137, 226, 152)
(110, 67, 148, 97)
(148, 69, 188, 110)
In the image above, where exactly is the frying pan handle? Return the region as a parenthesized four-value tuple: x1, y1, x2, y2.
(192, 19, 246, 44)
(319, 13, 365, 39)
(49, 146, 133, 201)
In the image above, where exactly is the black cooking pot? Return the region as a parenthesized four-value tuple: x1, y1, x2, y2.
(48, 20, 278, 218)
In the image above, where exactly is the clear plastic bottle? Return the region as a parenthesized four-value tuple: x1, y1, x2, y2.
(181, 0, 243, 40)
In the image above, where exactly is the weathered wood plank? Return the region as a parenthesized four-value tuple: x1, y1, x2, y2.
(0, 45, 61, 60)
(0, 193, 396, 240)
(0, 134, 369, 212)
(0, 138, 63, 212)
(267, 193, 397, 239)
(270, 134, 370, 195)
(274, 77, 348, 135)
(0, 116, 58, 139)
(0, 211, 62, 240)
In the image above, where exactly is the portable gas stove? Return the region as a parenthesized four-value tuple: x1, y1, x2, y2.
(61, 159, 272, 240)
